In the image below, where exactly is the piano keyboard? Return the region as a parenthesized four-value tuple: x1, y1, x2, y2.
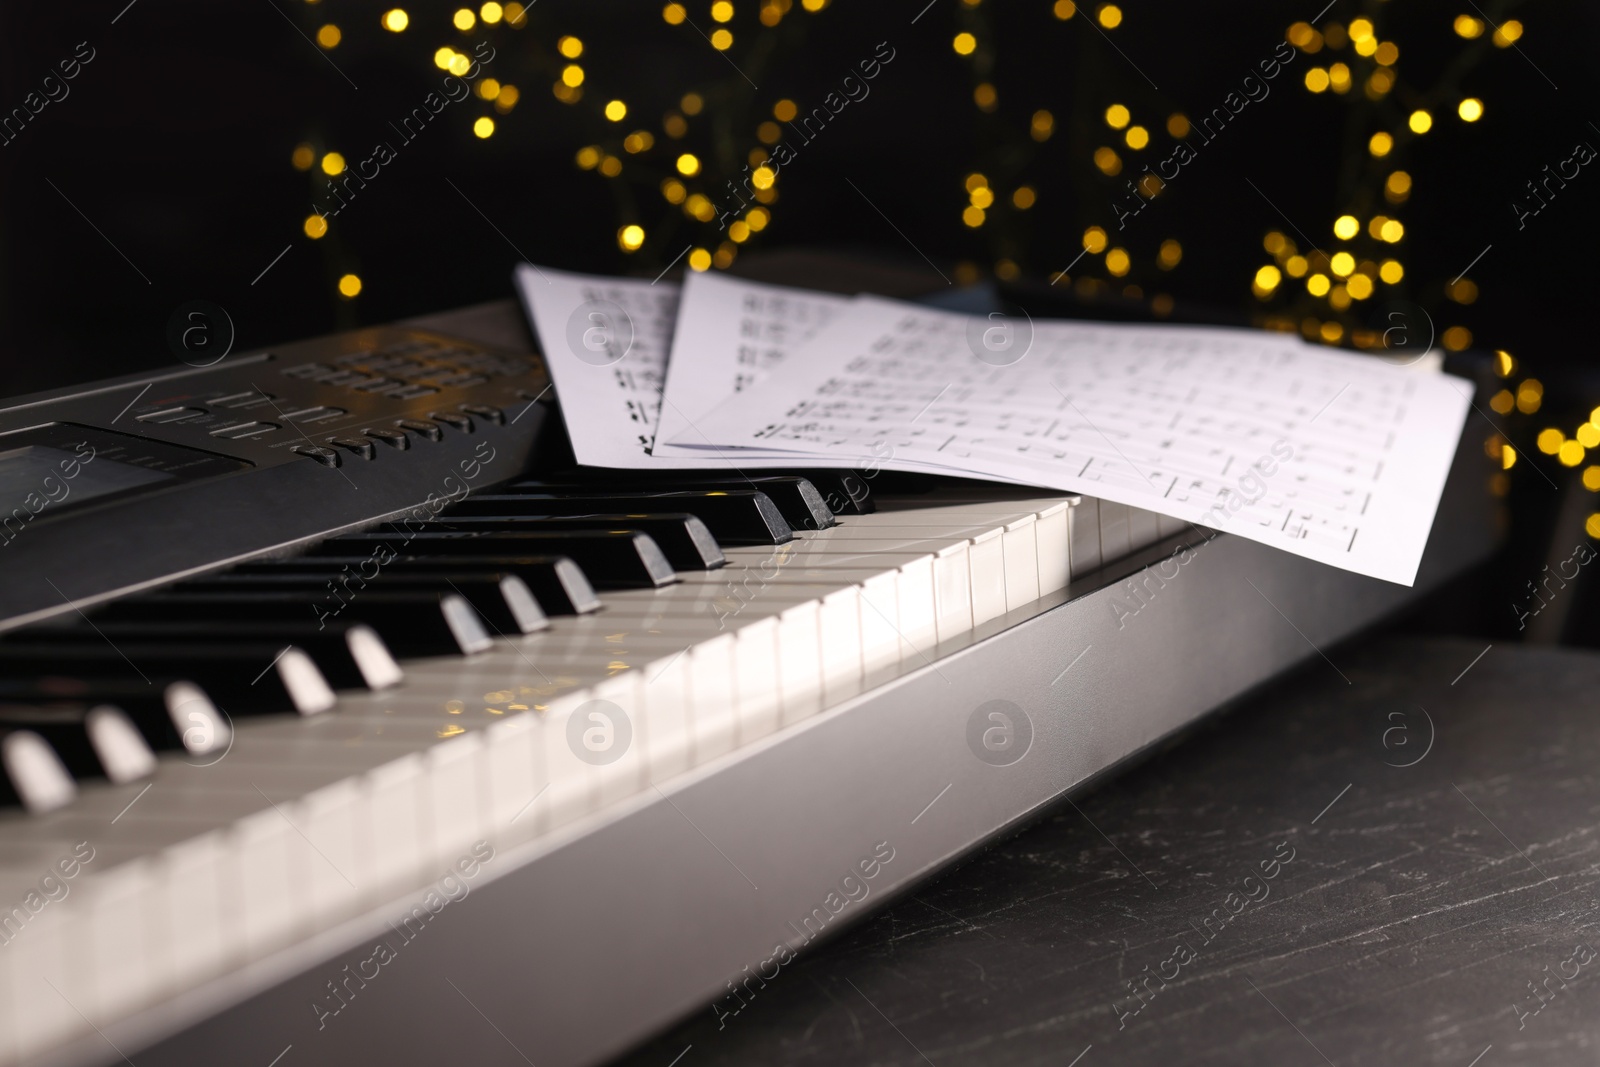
(0, 302, 1496, 1067)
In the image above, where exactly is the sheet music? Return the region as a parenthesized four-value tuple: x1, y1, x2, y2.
(680, 296, 1472, 585)
(515, 264, 681, 469)
(652, 271, 851, 458)
(515, 265, 991, 476)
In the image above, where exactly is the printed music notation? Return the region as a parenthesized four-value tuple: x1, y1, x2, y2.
(652, 270, 849, 460)
(684, 296, 1470, 584)
(517, 267, 998, 477)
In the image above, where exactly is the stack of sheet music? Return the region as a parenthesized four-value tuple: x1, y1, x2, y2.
(514, 264, 1473, 586)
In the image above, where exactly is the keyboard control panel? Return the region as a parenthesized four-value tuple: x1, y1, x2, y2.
(0, 327, 553, 631)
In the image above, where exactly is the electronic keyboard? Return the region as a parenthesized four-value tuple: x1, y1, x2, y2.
(0, 298, 1499, 1067)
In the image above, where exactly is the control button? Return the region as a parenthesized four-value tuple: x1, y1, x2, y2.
(429, 412, 474, 432)
(282, 406, 347, 423)
(395, 418, 443, 442)
(439, 374, 488, 389)
(354, 377, 402, 393)
(210, 421, 279, 439)
(328, 436, 377, 460)
(291, 445, 341, 467)
(212, 390, 277, 409)
(281, 363, 331, 379)
(315, 370, 367, 386)
(137, 406, 207, 424)
(387, 384, 439, 400)
(363, 428, 410, 450)
(460, 403, 505, 425)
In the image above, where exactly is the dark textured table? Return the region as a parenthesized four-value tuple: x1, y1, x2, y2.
(613, 636, 1600, 1067)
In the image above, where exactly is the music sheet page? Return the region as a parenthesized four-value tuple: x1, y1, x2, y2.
(516, 266, 989, 476)
(652, 271, 851, 458)
(681, 296, 1472, 585)
(515, 264, 680, 469)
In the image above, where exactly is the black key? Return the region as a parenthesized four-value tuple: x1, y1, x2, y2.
(397, 514, 724, 571)
(0, 679, 231, 758)
(6, 620, 405, 691)
(173, 573, 548, 637)
(96, 591, 493, 658)
(0, 730, 76, 813)
(318, 531, 678, 589)
(486, 490, 793, 546)
(0, 704, 155, 784)
(523, 476, 835, 531)
(243, 555, 601, 616)
(0, 643, 337, 716)
(795, 471, 876, 515)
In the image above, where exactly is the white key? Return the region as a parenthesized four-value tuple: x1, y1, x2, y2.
(592, 673, 645, 807)
(541, 690, 603, 830)
(82, 858, 160, 1021)
(1035, 501, 1072, 595)
(1001, 515, 1040, 611)
(365, 755, 429, 898)
(299, 778, 366, 929)
(689, 633, 737, 761)
(1128, 506, 1160, 550)
(10, 905, 77, 1063)
(968, 527, 1008, 625)
(817, 587, 864, 705)
(858, 571, 901, 686)
(894, 556, 938, 663)
(932, 542, 974, 641)
(232, 807, 301, 961)
(163, 831, 233, 991)
(484, 712, 545, 834)
(0, 924, 14, 1065)
(425, 732, 487, 866)
(1099, 500, 1132, 561)
(638, 651, 693, 781)
(732, 616, 782, 744)
(775, 599, 823, 725)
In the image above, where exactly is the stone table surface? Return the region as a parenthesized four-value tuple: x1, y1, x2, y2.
(613, 635, 1600, 1067)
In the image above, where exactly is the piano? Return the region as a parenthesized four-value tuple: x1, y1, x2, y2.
(0, 298, 1498, 1067)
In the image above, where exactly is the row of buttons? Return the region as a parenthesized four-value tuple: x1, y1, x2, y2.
(138, 405, 346, 430)
(279, 364, 447, 399)
(333, 340, 529, 379)
(290, 404, 504, 467)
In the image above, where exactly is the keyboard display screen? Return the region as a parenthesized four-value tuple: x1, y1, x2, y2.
(0, 444, 173, 516)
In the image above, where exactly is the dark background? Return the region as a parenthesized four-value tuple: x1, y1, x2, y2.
(2, 0, 1597, 639)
